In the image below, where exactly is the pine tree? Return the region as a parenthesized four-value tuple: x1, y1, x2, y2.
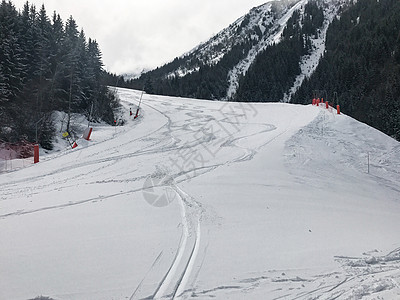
(0, 0, 24, 103)
(48, 12, 64, 111)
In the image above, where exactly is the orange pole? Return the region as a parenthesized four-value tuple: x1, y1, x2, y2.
(326, 101, 329, 109)
(34, 144, 39, 163)
(337, 105, 340, 114)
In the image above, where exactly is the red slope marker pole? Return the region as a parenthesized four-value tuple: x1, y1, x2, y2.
(34, 144, 39, 163)
(83, 127, 93, 141)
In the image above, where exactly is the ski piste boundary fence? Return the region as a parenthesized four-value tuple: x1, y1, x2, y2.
(0, 140, 36, 173)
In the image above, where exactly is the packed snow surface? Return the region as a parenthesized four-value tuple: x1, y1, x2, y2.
(1, 88, 400, 300)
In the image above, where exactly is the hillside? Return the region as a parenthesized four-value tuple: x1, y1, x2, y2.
(1, 88, 399, 299)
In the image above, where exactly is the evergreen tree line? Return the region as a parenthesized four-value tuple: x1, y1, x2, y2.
(0, 1, 118, 149)
(292, 0, 400, 140)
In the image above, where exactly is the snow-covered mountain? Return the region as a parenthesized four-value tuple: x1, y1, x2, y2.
(131, 0, 347, 101)
(172, 0, 313, 99)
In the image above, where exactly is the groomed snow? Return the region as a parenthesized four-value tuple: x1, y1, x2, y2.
(1, 88, 399, 299)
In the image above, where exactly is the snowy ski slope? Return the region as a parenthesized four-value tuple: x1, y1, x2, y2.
(1, 88, 400, 299)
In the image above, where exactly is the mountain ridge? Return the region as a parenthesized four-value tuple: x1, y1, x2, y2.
(126, 0, 345, 101)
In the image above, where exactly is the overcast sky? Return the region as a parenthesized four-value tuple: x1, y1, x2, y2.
(13, 0, 267, 75)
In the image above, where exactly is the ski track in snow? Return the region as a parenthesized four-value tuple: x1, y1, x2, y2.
(151, 185, 203, 300)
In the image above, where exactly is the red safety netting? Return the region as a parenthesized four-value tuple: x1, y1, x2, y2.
(0, 140, 35, 160)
